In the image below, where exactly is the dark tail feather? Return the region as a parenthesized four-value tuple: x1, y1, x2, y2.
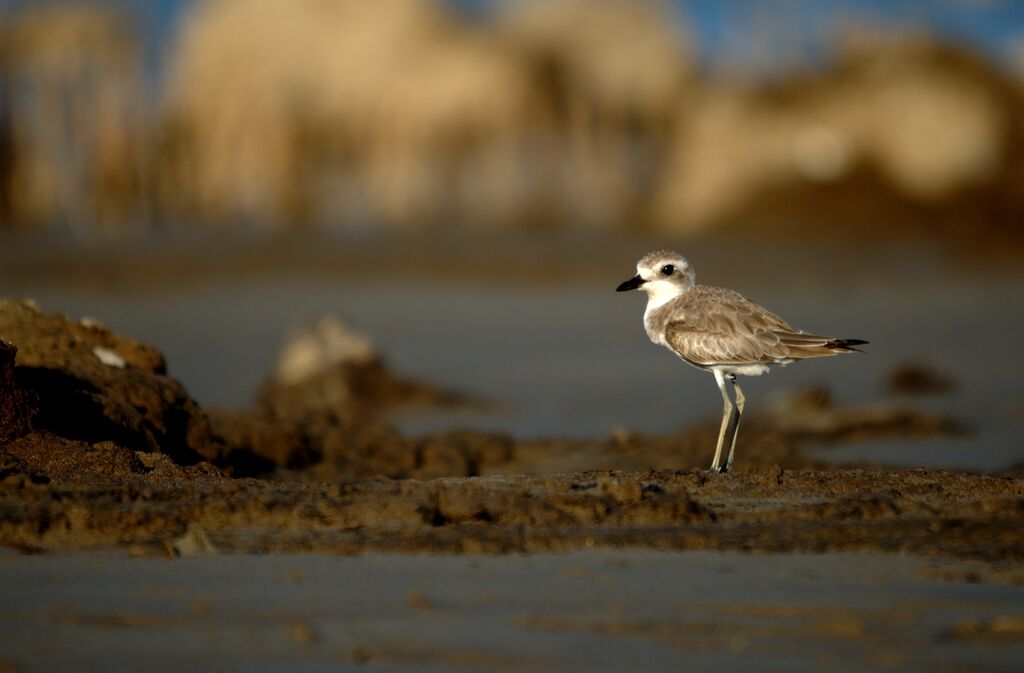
(826, 338, 869, 353)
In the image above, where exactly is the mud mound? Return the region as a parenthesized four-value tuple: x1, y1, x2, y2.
(208, 409, 517, 481)
(205, 315, 479, 478)
(887, 362, 956, 395)
(258, 359, 463, 424)
(0, 300, 504, 483)
(206, 409, 310, 476)
(0, 340, 32, 443)
(0, 300, 217, 466)
(257, 315, 468, 425)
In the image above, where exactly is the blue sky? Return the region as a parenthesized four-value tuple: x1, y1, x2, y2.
(676, 0, 1024, 71)
(5, 0, 1024, 81)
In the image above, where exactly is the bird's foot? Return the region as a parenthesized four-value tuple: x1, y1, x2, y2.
(706, 465, 730, 475)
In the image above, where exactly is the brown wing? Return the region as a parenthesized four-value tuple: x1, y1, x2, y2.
(663, 287, 848, 366)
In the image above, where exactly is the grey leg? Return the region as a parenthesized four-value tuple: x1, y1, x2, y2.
(709, 369, 734, 472)
(724, 376, 745, 472)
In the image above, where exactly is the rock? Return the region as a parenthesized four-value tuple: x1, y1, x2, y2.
(0, 299, 218, 465)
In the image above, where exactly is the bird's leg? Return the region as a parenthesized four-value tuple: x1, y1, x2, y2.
(716, 378, 741, 473)
(723, 376, 745, 472)
(709, 370, 733, 473)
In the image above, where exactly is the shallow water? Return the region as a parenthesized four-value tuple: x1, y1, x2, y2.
(2, 549, 1022, 673)
(4, 236, 1022, 470)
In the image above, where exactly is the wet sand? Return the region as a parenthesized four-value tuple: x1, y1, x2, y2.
(2, 550, 1023, 673)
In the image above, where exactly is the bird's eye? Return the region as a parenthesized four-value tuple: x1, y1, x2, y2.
(661, 264, 675, 276)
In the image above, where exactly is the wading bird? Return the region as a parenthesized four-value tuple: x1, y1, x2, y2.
(617, 250, 867, 472)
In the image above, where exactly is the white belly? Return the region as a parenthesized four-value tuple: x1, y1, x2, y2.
(711, 363, 774, 377)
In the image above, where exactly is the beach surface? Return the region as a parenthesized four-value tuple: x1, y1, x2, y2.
(3, 549, 1024, 673)
(1, 237, 1023, 672)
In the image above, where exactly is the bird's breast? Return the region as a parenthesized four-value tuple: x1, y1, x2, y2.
(643, 309, 667, 346)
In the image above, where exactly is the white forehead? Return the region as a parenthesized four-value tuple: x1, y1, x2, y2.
(637, 250, 691, 273)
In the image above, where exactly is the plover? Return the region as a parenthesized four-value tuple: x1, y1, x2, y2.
(617, 250, 867, 473)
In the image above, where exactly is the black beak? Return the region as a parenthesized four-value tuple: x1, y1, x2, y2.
(616, 274, 646, 292)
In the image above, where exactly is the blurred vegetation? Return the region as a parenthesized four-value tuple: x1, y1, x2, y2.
(0, 0, 1022, 241)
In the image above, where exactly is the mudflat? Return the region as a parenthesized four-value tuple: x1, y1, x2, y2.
(1, 240, 1023, 672)
(1, 549, 1022, 673)
(1, 466, 1021, 569)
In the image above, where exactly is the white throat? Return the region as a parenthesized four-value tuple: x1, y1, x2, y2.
(643, 280, 685, 313)
(642, 280, 687, 345)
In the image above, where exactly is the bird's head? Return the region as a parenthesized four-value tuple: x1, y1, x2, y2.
(616, 250, 695, 304)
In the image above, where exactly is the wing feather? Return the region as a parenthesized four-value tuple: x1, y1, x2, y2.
(662, 287, 845, 366)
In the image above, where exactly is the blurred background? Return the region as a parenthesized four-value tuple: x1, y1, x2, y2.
(1, 0, 1023, 468)
(2, 0, 1023, 236)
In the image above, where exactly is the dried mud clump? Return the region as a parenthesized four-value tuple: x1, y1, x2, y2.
(208, 315, 480, 478)
(886, 362, 956, 395)
(0, 339, 32, 443)
(257, 316, 465, 424)
(205, 409, 311, 476)
(759, 386, 964, 442)
(0, 299, 218, 469)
